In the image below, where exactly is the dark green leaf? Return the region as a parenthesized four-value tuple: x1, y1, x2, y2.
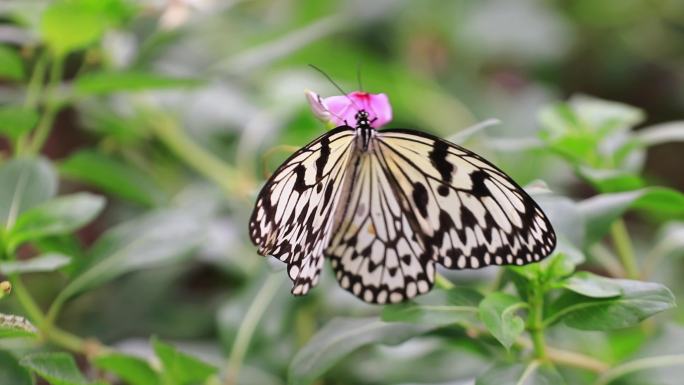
(0, 157, 58, 229)
(0, 313, 37, 339)
(20, 352, 88, 385)
(476, 362, 566, 385)
(60, 150, 161, 206)
(0, 351, 32, 385)
(53, 210, 204, 303)
(94, 353, 161, 385)
(7, 193, 105, 251)
(289, 317, 435, 385)
(74, 71, 201, 95)
(153, 338, 217, 385)
(579, 188, 684, 244)
(0, 106, 39, 140)
(0, 253, 70, 274)
(549, 276, 676, 330)
(381, 287, 481, 326)
(478, 292, 526, 349)
(0, 46, 25, 81)
(562, 272, 622, 298)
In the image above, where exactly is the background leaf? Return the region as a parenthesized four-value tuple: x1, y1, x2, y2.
(0, 46, 25, 81)
(0, 106, 39, 141)
(289, 317, 435, 385)
(20, 352, 88, 385)
(381, 287, 482, 327)
(0, 253, 71, 275)
(0, 351, 32, 385)
(74, 71, 201, 95)
(153, 338, 217, 385)
(476, 362, 566, 385)
(478, 292, 526, 349)
(0, 314, 37, 339)
(0, 157, 57, 229)
(94, 353, 161, 385)
(40, 1, 107, 56)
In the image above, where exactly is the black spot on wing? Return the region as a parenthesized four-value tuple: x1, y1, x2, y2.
(429, 139, 453, 184)
(412, 182, 429, 217)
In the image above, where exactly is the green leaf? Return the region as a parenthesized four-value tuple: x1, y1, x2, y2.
(579, 188, 684, 244)
(567, 94, 644, 134)
(54, 210, 204, 303)
(381, 287, 482, 326)
(0, 313, 37, 339)
(153, 338, 217, 385)
(478, 292, 526, 349)
(7, 193, 105, 251)
(74, 71, 201, 95)
(0, 157, 58, 229)
(0, 106, 39, 141)
(548, 275, 676, 330)
(20, 352, 88, 385)
(0, 253, 71, 274)
(476, 362, 566, 385)
(289, 317, 435, 385)
(40, 1, 107, 56)
(94, 353, 161, 385)
(60, 150, 161, 206)
(577, 166, 644, 193)
(562, 271, 622, 298)
(0, 351, 32, 385)
(0, 45, 25, 81)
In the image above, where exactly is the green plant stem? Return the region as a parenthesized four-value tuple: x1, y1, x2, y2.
(17, 52, 49, 156)
(593, 354, 684, 385)
(148, 112, 254, 198)
(435, 273, 454, 289)
(28, 55, 64, 155)
(528, 283, 547, 361)
(610, 219, 639, 279)
(224, 274, 281, 385)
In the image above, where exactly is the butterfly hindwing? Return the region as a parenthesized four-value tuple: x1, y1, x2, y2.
(376, 129, 556, 270)
(325, 149, 435, 303)
(249, 126, 356, 295)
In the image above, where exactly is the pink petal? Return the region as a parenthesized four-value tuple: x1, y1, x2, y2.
(323, 92, 393, 128)
(305, 90, 332, 122)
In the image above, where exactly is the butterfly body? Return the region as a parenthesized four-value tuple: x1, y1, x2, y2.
(249, 100, 556, 304)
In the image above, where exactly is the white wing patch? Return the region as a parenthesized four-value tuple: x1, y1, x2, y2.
(325, 149, 434, 304)
(249, 127, 356, 295)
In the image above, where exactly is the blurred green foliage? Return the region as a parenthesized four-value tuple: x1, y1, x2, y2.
(0, 0, 684, 384)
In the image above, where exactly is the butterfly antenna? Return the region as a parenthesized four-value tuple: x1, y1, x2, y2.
(356, 62, 364, 92)
(308, 64, 361, 110)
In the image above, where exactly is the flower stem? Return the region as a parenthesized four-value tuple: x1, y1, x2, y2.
(610, 219, 639, 279)
(28, 55, 64, 155)
(224, 274, 281, 385)
(593, 354, 684, 385)
(528, 282, 547, 361)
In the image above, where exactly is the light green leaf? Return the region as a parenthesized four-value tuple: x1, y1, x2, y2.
(94, 353, 161, 385)
(0, 253, 71, 275)
(60, 150, 161, 206)
(579, 187, 684, 244)
(577, 166, 644, 193)
(0, 106, 39, 141)
(20, 352, 88, 385)
(548, 276, 676, 330)
(0, 313, 37, 339)
(0, 351, 32, 385)
(476, 362, 566, 385)
(7, 193, 105, 251)
(0, 157, 58, 230)
(568, 94, 644, 134)
(153, 338, 217, 385)
(74, 71, 201, 95)
(40, 1, 106, 56)
(562, 271, 623, 298)
(53, 210, 204, 303)
(381, 287, 481, 327)
(0, 46, 25, 81)
(478, 292, 526, 349)
(289, 317, 435, 385)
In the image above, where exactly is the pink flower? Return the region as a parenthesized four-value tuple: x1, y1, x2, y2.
(305, 90, 392, 128)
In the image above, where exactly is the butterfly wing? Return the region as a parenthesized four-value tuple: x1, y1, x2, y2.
(375, 129, 556, 270)
(325, 147, 435, 304)
(249, 126, 356, 295)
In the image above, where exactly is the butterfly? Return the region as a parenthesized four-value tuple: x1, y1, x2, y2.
(249, 90, 556, 304)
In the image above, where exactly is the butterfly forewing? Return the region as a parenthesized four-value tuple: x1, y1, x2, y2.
(249, 126, 356, 295)
(325, 148, 435, 304)
(375, 129, 556, 270)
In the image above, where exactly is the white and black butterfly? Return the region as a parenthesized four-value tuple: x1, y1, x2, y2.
(249, 101, 556, 304)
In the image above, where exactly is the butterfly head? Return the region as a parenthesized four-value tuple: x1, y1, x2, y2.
(355, 110, 370, 125)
